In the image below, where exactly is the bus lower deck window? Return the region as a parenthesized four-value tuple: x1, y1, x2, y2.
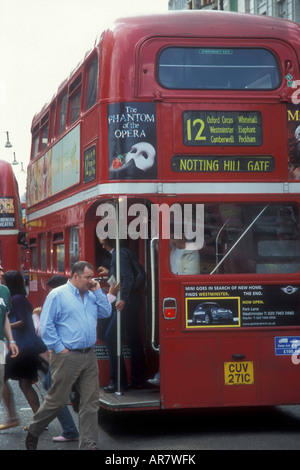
(169, 203, 300, 276)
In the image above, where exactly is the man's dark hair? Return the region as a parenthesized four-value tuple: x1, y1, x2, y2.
(71, 261, 94, 277)
(104, 238, 116, 249)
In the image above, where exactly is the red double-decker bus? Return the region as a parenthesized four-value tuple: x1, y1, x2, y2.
(26, 11, 300, 411)
(0, 160, 24, 274)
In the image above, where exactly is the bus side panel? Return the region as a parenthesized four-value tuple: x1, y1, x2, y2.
(162, 331, 300, 409)
(0, 236, 20, 271)
(162, 336, 219, 408)
(162, 334, 259, 409)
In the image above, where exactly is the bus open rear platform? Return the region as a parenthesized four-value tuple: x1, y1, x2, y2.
(99, 387, 160, 411)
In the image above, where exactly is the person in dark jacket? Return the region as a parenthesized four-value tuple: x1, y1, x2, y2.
(98, 238, 146, 392)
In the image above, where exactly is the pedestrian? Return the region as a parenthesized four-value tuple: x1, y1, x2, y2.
(33, 274, 79, 444)
(25, 261, 112, 450)
(98, 238, 146, 392)
(0, 276, 18, 414)
(0, 271, 45, 430)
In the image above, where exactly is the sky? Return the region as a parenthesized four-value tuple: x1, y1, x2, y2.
(0, 0, 169, 199)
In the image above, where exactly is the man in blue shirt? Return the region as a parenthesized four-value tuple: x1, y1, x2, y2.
(26, 261, 112, 450)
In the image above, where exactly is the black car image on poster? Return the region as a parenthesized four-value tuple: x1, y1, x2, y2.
(107, 102, 158, 180)
(192, 301, 234, 325)
(186, 295, 240, 328)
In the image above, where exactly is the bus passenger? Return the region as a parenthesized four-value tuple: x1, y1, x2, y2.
(98, 238, 146, 393)
(170, 234, 200, 275)
(25, 261, 112, 450)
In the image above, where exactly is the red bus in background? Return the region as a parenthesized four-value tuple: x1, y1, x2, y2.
(26, 11, 300, 411)
(0, 160, 25, 273)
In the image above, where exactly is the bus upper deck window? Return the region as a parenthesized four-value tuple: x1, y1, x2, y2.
(41, 113, 49, 151)
(31, 123, 40, 159)
(69, 90, 81, 124)
(58, 91, 67, 135)
(85, 56, 98, 111)
(41, 124, 49, 150)
(69, 74, 82, 125)
(32, 133, 39, 159)
(158, 47, 281, 90)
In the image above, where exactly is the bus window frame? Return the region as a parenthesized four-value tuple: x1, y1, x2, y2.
(48, 102, 56, 145)
(84, 54, 98, 112)
(68, 74, 82, 126)
(49, 232, 53, 271)
(68, 225, 80, 269)
(157, 46, 281, 91)
(40, 113, 49, 152)
(158, 198, 300, 280)
(38, 233, 47, 272)
(56, 89, 68, 136)
(137, 36, 297, 98)
(52, 231, 65, 273)
(29, 237, 37, 270)
(31, 125, 40, 160)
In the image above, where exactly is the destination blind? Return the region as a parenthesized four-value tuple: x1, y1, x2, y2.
(171, 155, 274, 173)
(183, 111, 262, 146)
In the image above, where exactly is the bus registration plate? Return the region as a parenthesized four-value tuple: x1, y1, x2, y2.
(224, 361, 254, 386)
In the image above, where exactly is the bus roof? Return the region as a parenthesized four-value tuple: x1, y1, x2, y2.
(110, 10, 300, 41)
(31, 10, 300, 126)
(0, 160, 19, 198)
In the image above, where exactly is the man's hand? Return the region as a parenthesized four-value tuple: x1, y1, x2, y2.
(116, 299, 125, 311)
(89, 279, 100, 292)
(60, 348, 69, 354)
(109, 281, 121, 297)
(97, 266, 109, 277)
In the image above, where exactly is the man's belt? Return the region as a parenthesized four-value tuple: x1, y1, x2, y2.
(69, 347, 92, 353)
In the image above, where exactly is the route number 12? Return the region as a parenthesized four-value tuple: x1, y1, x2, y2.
(186, 118, 206, 142)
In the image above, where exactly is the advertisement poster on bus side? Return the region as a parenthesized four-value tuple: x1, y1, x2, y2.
(107, 102, 157, 180)
(0, 197, 15, 228)
(184, 284, 300, 328)
(287, 103, 300, 179)
(27, 125, 80, 206)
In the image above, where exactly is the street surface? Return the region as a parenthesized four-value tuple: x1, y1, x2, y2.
(1, 378, 300, 451)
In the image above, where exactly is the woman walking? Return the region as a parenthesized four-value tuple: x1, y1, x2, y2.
(0, 271, 46, 430)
